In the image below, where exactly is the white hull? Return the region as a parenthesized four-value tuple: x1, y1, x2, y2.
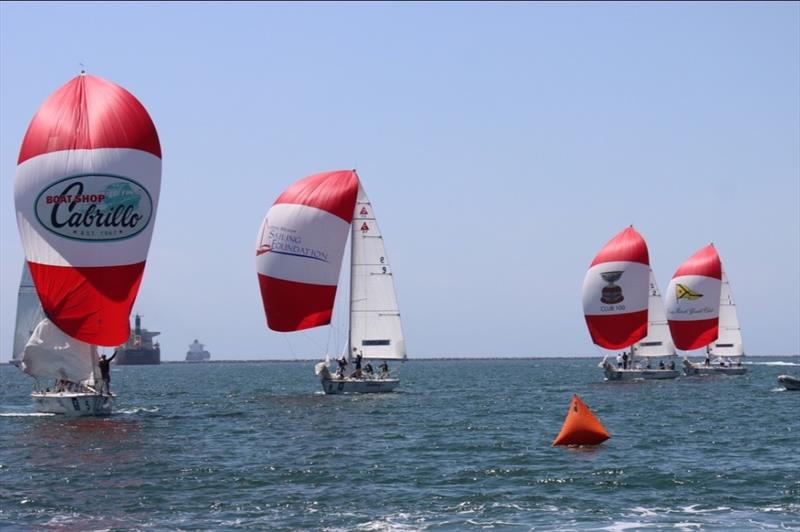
(31, 391, 113, 416)
(320, 377, 400, 395)
(601, 362, 678, 381)
(682, 359, 747, 376)
(777, 375, 800, 390)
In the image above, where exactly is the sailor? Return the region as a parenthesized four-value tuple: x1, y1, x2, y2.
(379, 360, 390, 378)
(669, 360, 676, 370)
(621, 351, 629, 370)
(336, 355, 348, 378)
(98, 351, 117, 394)
(659, 360, 665, 370)
(704, 346, 711, 366)
(352, 351, 364, 379)
(616, 353, 623, 368)
(364, 362, 374, 376)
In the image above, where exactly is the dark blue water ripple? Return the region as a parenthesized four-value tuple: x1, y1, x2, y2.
(1, 358, 798, 530)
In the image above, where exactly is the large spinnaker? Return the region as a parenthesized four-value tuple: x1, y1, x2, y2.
(582, 227, 650, 350)
(256, 170, 359, 332)
(14, 74, 161, 347)
(350, 183, 406, 360)
(665, 244, 722, 351)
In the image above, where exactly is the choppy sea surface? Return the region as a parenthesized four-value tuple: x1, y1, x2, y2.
(1, 357, 798, 531)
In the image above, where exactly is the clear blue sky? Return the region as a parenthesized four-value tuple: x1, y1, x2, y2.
(1, 2, 798, 360)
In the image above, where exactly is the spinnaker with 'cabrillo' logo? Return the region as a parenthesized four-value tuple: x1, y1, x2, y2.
(257, 170, 407, 394)
(14, 73, 161, 347)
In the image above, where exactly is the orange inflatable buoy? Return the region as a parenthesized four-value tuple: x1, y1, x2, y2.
(552, 394, 610, 446)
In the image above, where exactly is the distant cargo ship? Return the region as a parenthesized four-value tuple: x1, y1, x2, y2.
(185, 339, 211, 362)
(114, 314, 161, 365)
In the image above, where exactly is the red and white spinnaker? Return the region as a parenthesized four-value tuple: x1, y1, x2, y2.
(256, 170, 359, 332)
(14, 73, 161, 347)
(582, 226, 650, 350)
(665, 244, 722, 351)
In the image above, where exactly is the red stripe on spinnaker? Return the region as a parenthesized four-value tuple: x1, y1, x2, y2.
(27, 261, 145, 346)
(590, 226, 649, 267)
(584, 309, 648, 350)
(258, 274, 338, 332)
(673, 244, 721, 280)
(274, 170, 358, 223)
(667, 318, 719, 351)
(18, 74, 161, 164)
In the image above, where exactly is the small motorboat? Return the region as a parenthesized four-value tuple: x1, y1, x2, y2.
(777, 374, 800, 391)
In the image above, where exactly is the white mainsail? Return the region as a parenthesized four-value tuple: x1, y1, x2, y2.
(349, 184, 406, 361)
(22, 319, 98, 384)
(12, 262, 45, 362)
(708, 270, 744, 357)
(632, 269, 676, 358)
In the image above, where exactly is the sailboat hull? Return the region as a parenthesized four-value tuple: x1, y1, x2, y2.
(600, 357, 678, 380)
(31, 392, 113, 416)
(602, 365, 679, 381)
(320, 377, 400, 395)
(778, 375, 800, 390)
(682, 359, 747, 376)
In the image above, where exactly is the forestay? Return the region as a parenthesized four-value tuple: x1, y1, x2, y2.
(665, 244, 722, 351)
(708, 270, 744, 357)
(582, 226, 650, 350)
(13, 262, 45, 362)
(14, 73, 161, 346)
(632, 269, 676, 358)
(349, 183, 406, 361)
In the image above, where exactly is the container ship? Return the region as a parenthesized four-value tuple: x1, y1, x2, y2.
(185, 339, 211, 362)
(114, 314, 161, 365)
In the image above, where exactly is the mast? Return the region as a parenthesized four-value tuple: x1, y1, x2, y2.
(347, 194, 356, 364)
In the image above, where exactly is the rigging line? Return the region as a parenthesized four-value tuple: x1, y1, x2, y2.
(281, 334, 296, 359)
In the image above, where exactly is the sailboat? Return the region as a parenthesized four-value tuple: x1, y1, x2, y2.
(13, 261, 109, 414)
(256, 170, 406, 394)
(13, 72, 162, 415)
(667, 245, 747, 376)
(582, 226, 679, 380)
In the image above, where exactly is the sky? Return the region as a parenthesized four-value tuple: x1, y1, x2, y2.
(1, 2, 798, 361)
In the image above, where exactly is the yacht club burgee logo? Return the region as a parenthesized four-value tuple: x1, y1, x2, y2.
(35, 174, 152, 241)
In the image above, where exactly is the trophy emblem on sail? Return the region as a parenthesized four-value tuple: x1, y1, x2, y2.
(599, 271, 625, 304)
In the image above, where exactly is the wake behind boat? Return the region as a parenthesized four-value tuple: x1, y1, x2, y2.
(256, 170, 407, 394)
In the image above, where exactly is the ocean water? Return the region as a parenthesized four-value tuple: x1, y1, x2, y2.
(1, 357, 798, 531)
